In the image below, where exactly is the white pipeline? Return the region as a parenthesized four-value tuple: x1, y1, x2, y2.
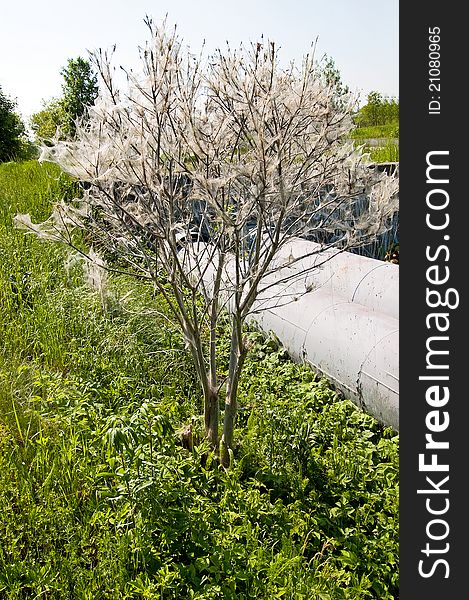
(183, 239, 399, 431)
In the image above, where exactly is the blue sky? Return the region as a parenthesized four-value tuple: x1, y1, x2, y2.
(1, 0, 398, 121)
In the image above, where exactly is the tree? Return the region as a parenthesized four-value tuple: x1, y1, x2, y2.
(15, 20, 398, 466)
(61, 57, 98, 136)
(0, 85, 26, 162)
(30, 57, 98, 141)
(320, 55, 350, 107)
(30, 98, 67, 141)
(356, 91, 399, 127)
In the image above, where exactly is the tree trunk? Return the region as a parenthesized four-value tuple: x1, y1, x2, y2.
(204, 385, 219, 448)
(220, 387, 237, 467)
(221, 322, 247, 467)
(185, 327, 219, 448)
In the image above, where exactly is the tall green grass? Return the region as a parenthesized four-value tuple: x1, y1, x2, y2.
(350, 123, 399, 140)
(350, 121, 399, 163)
(0, 161, 398, 599)
(367, 142, 399, 164)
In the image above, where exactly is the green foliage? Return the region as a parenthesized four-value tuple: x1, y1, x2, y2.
(350, 92, 399, 163)
(0, 86, 28, 162)
(366, 142, 399, 164)
(30, 98, 68, 141)
(30, 57, 98, 141)
(319, 55, 350, 108)
(351, 124, 399, 140)
(61, 57, 98, 137)
(352, 138, 399, 164)
(355, 92, 399, 128)
(0, 161, 399, 598)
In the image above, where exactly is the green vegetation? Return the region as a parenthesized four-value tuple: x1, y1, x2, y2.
(365, 142, 399, 164)
(352, 92, 399, 163)
(30, 57, 98, 141)
(0, 161, 399, 598)
(60, 57, 98, 137)
(320, 55, 350, 108)
(29, 98, 68, 142)
(364, 142, 399, 164)
(350, 124, 399, 141)
(355, 92, 398, 129)
(0, 86, 35, 163)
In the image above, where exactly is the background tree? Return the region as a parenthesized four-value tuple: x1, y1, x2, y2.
(30, 98, 67, 141)
(30, 57, 98, 141)
(0, 85, 27, 162)
(61, 57, 99, 137)
(16, 20, 398, 466)
(320, 55, 350, 107)
(356, 91, 399, 127)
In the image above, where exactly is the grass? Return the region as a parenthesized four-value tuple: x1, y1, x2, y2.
(350, 121, 399, 163)
(350, 123, 399, 140)
(366, 143, 399, 164)
(0, 161, 399, 599)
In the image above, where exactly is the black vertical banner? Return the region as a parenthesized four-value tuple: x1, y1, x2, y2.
(400, 2, 468, 598)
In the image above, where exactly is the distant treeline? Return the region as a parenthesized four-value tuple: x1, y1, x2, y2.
(355, 91, 399, 128)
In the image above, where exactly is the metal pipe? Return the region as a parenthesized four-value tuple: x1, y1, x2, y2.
(183, 238, 399, 431)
